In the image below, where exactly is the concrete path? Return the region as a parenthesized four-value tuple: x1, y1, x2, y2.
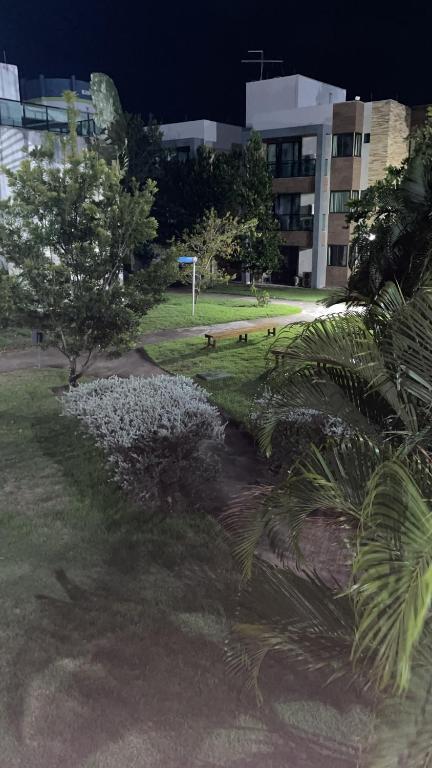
(0, 301, 345, 376)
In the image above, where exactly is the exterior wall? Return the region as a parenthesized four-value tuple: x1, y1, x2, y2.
(272, 176, 315, 195)
(327, 213, 351, 244)
(326, 265, 349, 287)
(368, 100, 411, 184)
(246, 75, 346, 130)
(330, 157, 362, 189)
(280, 230, 313, 248)
(0, 64, 20, 100)
(0, 124, 87, 200)
(160, 119, 242, 152)
(360, 101, 372, 189)
(332, 100, 364, 133)
(299, 248, 312, 273)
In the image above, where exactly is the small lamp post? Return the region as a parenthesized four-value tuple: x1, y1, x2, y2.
(177, 256, 198, 315)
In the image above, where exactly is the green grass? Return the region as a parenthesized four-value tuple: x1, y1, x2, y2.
(207, 283, 333, 302)
(145, 329, 297, 426)
(0, 325, 32, 351)
(140, 290, 300, 332)
(0, 368, 369, 766)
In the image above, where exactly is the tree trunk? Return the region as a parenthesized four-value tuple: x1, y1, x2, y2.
(69, 359, 80, 388)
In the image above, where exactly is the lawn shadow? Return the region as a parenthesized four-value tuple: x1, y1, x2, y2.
(5, 565, 365, 768)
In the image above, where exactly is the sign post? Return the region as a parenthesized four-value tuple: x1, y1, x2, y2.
(177, 256, 198, 316)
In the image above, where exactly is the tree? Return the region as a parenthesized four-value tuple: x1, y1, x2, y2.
(225, 280, 432, 763)
(235, 131, 281, 277)
(170, 208, 256, 298)
(0, 99, 167, 386)
(121, 114, 168, 188)
(155, 145, 238, 242)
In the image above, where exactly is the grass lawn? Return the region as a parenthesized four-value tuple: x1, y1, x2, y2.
(0, 368, 370, 767)
(145, 329, 297, 426)
(140, 290, 300, 333)
(0, 325, 32, 351)
(208, 283, 333, 303)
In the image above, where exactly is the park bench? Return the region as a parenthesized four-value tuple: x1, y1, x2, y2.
(204, 324, 280, 348)
(270, 347, 288, 366)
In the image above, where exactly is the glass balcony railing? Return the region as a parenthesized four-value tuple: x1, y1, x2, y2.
(278, 214, 314, 232)
(268, 157, 316, 179)
(0, 97, 97, 136)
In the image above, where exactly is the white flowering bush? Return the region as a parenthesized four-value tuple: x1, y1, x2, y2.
(62, 374, 225, 509)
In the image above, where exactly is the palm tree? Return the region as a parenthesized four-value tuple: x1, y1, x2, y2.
(225, 281, 432, 766)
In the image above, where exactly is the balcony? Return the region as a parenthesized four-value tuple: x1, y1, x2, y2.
(0, 97, 97, 136)
(278, 214, 314, 232)
(268, 157, 316, 179)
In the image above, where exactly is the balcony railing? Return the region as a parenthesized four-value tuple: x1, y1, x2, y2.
(268, 157, 316, 179)
(278, 214, 314, 232)
(0, 97, 97, 136)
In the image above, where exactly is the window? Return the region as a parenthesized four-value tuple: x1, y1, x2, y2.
(176, 146, 190, 162)
(266, 139, 314, 177)
(329, 190, 359, 213)
(327, 245, 348, 267)
(364, 132, 370, 144)
(332, 132, 362, 157)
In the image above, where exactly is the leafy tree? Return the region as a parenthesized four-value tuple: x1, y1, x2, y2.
(225, 280, 432, 763)
(0, 100, 166, 386)
(155, 145, 238, 242)
(170, 208, 256, 298)
(121, 114, 168, 188)
(236, 131, 281, 277)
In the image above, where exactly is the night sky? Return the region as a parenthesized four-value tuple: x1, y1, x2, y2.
(2, 0, 432, 125)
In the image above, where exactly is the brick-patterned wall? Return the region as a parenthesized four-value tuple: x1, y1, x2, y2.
(368, 100, 411, 185)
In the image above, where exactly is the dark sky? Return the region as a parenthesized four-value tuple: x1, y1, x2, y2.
(2, 0, 432, 125)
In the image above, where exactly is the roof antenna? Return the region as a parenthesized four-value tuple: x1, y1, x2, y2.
(241, 50, 283, 80)
(3, 50, 7, 64)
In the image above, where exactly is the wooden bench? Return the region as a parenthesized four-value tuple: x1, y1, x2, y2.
(204, 325, 279, 348)
(270, 347, 288, 366)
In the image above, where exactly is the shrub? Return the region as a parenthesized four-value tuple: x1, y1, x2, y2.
(250, 284, 270, 307)
(62, 374, 225, 510)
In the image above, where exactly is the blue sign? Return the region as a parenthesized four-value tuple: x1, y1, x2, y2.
(177, 256, 197, 264)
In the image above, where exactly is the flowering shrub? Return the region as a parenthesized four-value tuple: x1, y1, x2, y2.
(62, 375, 225, 509)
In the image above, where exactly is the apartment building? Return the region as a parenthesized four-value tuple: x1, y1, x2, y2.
(161, 74, 418, 288)
(160, 119, 243, 158)
(0, 63, 97, 201)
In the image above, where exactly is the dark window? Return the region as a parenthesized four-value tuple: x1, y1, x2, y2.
(328, 245, 348, 267)
(176, 146, 190, 162)
(266, 139, 315, 178)
(330, 190, 359, 213)
(332, 132, 362, 157)
(364, 132, 370, 144)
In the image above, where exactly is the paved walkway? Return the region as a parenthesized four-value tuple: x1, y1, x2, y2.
(0, 301, 345, 376)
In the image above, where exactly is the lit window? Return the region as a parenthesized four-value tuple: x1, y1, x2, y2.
(327, 245, 348, 267)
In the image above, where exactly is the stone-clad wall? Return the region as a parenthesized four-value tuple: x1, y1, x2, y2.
(368, 100, 411, 185)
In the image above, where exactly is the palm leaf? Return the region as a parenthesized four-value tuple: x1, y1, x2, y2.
(228, 561, 358, 698)
(353, 459, 432, 692)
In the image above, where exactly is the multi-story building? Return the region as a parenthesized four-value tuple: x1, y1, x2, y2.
(0, 63, 96, 201)
(161, 74, 420, 288)
(160, 119, 243, 159)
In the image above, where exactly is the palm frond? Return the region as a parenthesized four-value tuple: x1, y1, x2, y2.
(227, 561, 358, 697)
(353, 458, 432, 692)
